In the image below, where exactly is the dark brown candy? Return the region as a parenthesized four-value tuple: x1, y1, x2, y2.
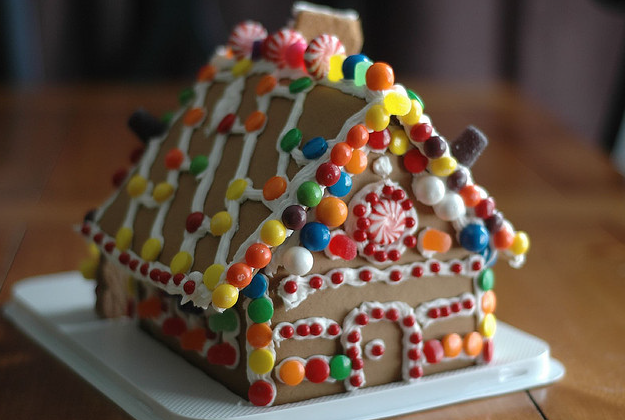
(128, 108, 167, 143)
(446, 169, 468, 192)
(450, 126, 488, 168)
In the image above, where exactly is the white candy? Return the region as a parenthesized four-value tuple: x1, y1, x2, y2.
(433, 192, 466, 221)
(412, 175, 445, 205)
(282, 246, 313, 275)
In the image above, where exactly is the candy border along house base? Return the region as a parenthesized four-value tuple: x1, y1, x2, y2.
(79, 3, 530, 407)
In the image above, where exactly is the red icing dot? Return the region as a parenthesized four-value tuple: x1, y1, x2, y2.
(392, 189, 406, 201)
(463, 299, 474, 310)
(351, 357, 364, 370)
(451, 263, 463, 274)
(140, 263, 150, 276)
(386, 308, 399, 321)
(328, 324, 340, 336)
(403, 149, 428, 173)
(350, 375, 363, 387)
(390, 270, 402, 282)
(440, 305, 451, 317)
(405, 217, 416, 228)
(410, 332, 423, 344)
(424, 340, 444, 364)
(388, 250, 401, 261)
(130, 146, 144, 164)
(183, 281, 196, 295)
(162, 317, 186, 336)
(409, 366, 424, 378)
(401, 199, 413, 210)
(404, 236, 417, 248)
(403, 316, 415, 327)
(369, 129, 391, 150)
(359, 270, 372, 282)
(173, 273, 185, 285)
(356, 313, 369, 326)
(407, 348, 421, 360)
(371, 344, 384, 356)
(310, 323, 323, 336)
(186, 212, 204, 233)
(309, 276, 323, 289)
(430, 262, 441, 273)
(472, 260, 483, 271)
(284, 280, 298, 294)
(374, 251, 388, 262)
(93, 232, 104, 244)
(128, 260, 139, 271)
(451, 302, 462, 313)
(331, 272, 344, 284)
(280, 325, 294, 338)
(428, 308, 440, 319)
(412, 265, 424, 277)
(410, 123, 433, 142)
(365, 192, 379, 204)
(483, 339, 494, 363)
(328, 235, 357, 260)
(353, 204, 367, 217)
(150, 269, 161, 282)
(356, 217, 371, 230)
(382, 184, 394, 196)
(305, 358, 330, 383)
(346, 346, 360, 359)
(217, 113, 236, 133)
(371, 307, 385, 319)
(248, 380, 274, 407)
(159, 271, 171, 285)
(296, 324, 310, 337)
(348, 331, 361, 343)
(353, 230, 367, 242)
(363, 244, 376, 255)
(80, 224, 91, 236)
(112, 168, 128, 187)
(118, 252, 130, 265)
(104, 241, 115, 253)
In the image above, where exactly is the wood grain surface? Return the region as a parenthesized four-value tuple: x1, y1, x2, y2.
(1, 81, 624, 419)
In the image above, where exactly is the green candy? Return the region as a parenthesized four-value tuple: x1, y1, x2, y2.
(407, 89, 425, 110)
(477, 268, 495, 291)
(179, 87, 195, 106)
(161, 111, 175, 126)
(329, 355, 352, 380)
(280, 128, 303, 152)
(297, 181, 323, 207)
(248, 297, 273, 323)
(289, 77, 313, 94)
(354, 61, 372, 87)
(208, 309, 238, 332)
(189, 155, 208, 176)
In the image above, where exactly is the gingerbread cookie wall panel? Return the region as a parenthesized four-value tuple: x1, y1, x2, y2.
(360, 320, 403, 387)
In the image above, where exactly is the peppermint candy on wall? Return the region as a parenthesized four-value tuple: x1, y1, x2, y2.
(263, 29, 306, 68)
(228, 21, 268, 60)
(304, 34, 346, 80)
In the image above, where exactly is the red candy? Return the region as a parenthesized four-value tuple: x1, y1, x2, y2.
(403, 149, 429, 173)
(217, 113, 236, 133)
(369, 129, 391, 149)
(328, 234, 357, 260)
(186, 212, 204, 233)
(423, 339, 444, 364)
(316, 162, 341, 186)
(285, 40, 307, 69)
(305, 358, 330, 383)
(228, 21, 267, 60)
(248, 380, 274, 406)
(165, 148, 184, 169)
(304, 34, 345, 80)
(410, 123, 433, 142)
(162, 317, 186, 336)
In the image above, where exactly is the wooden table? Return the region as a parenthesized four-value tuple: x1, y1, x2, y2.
(1, 81, 624, 419)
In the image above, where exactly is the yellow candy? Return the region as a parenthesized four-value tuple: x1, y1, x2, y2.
(126, 276, 136, 296)
(260, 220, 286, 247)
(365, 104, 390, 132)
(153, 182, 174, 203)
(430, 156, 457, 177)
(480, 313, 497, 338)
(79, 258, 99, 280)
(226, 178, 247, 201)
(115, 227, 133, 251)
(328, 54, 346, 82)
(170, 251, 193, 274)
(210, 211, 232, 236)
(141, 238, 162, 261)
(212, 283, 238, 308)
(87, 242, 100, 259)
(203, 264, 225, 290)
(389, 129, 410, 156)
(126, 175, 147, 198)
(510, 231, 530, 255)
(383, 91, 411, 116)
(399, 99, 423, 125)
(231, 58, 252, 77)
(248, 348, 275, 375)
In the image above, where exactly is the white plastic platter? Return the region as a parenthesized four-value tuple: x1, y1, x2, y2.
(4, 272, 564, 420)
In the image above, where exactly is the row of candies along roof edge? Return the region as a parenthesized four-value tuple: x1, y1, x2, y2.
(79, 21, 529, 313)
(78, 21, 529, 407)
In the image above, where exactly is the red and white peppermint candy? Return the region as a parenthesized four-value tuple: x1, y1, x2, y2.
(304, 34, 345, 80)
(263, 29, 306, 68)
(228, 21, 267, 60)
(369, 199, 407, 245)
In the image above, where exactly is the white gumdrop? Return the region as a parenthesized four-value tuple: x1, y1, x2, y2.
(373, 155, 393, 177)
(433, 192, 466, 221)
(282, 246, 314, 275)
(412, 175, 445, 205)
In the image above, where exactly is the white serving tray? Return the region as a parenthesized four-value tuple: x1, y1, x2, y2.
(4, 272, 564, 420)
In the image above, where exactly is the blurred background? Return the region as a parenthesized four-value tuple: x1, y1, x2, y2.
(1, 0, 624, 161)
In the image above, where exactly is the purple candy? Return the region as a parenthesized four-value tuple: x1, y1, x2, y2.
(450, 126, 488, 168)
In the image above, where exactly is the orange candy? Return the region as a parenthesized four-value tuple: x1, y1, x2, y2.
(183, 107, 205, 126)
(180, 328, 207, 351)
(460, 185, 481, 207)
(366, 62, 395, 91)
(442, 333, 462, 358)
(279, 359, 305, 386)
(256, 75, 277, 96)
(463, 332, 484, 356)
(245, 111, 266, 132)
(330, 142, 353, 167)
(164, 148, 184, 170)
(246, 323, 273, 348)
(421, 228, 452, 253)
(346, 124, 369, 148)
(136, 296, 161, 319)
(197, 64, 217, 82)
(316, 197, 348, 227)
(344, 149, 367, 174)
(226, 262, 252, 288)
(245, 243, 272, 269)
(263, 176, 287, 201)
(493, 227, 514, 249)
(481, 290, 497, 314)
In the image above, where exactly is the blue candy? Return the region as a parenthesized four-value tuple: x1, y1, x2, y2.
(241, 273, 268, 299)
(342, 54, 372, 80)
(300, 222, 331, 251)
(327, 171, 352, 197)
(302, 137, 328, 159)
(459, 223, 490, 253)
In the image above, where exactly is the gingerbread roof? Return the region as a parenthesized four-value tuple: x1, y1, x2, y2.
(80, 9, 529, 312)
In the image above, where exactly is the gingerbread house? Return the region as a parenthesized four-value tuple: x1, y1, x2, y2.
(79, 4, 529, 407)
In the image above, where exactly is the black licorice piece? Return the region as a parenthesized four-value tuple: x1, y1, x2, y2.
(450, 125, 488, 168)
(83, 209, 96, 222)
(128, 108, 167, 143)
